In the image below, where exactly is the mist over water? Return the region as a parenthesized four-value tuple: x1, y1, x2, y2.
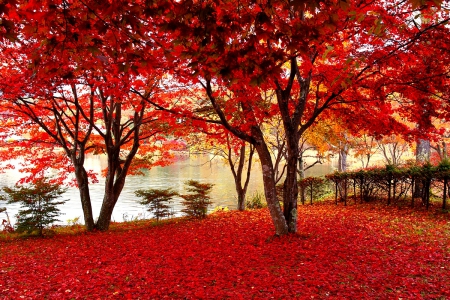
(0, 154, 334, 226)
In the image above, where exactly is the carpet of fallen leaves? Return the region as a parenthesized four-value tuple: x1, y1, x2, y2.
(1, 202, 450, 299)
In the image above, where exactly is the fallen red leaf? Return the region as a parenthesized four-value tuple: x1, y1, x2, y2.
(1, 203, 449, 299)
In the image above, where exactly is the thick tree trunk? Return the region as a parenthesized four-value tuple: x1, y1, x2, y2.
(96, 194, 116, 231)
(96, 148, 130, 230)
(96, 160, 118, 231)
(96, 165, 127, 230)
(283, 135, 299, 233)
(438, 142, 447, 160)
(236, 191, 245, 211)
(73, 164, 95, 231)
(96, 191, 118, 231)
(253, 128, 288, 236)
(94, 100, 142, 231)
(205, 79, 287, 235)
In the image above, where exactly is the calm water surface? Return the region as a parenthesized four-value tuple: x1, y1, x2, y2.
(0, 154, 333, 226)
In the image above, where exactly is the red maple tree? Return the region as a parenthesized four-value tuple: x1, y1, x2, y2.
(0, 1, 182, 231)
(1, 0, 449, 235)
(137, 0, 449, 234)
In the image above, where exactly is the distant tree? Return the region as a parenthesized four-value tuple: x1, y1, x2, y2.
(353, 133, 379, 169)
(187, 128, 255, 211)
(264, 116, 328, 183)
(377, 135, 410, 167)
(180, 180, 214, 218)
(135, 188, 177, 222)
(430, 119, 450, 163)
(0, 178, 67, 235)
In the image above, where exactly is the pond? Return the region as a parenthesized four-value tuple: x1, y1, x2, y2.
(0, 153, 335, 226)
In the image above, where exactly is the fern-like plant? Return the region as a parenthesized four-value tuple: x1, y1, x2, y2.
(135, 188, 177, 222)
(0, 178, 67, 236)
(180, 180, 214, 218)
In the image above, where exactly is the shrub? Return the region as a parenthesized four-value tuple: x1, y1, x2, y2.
(246, 191, 267, 209)
(67, 216, 81, 226)
(135, 188, 177, 222)
(211, 206, 229, 213)
(0, 178, 67, 236)
(298, 177, 331, 205)
(180, 180, 213, 218)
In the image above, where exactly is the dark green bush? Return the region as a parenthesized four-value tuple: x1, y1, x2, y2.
(135, 188, 177, 222)
(180, 180, 214, 218)
(0, 178, 67, 235)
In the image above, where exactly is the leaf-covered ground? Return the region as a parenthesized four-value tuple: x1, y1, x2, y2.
(1, 203, 449, 299)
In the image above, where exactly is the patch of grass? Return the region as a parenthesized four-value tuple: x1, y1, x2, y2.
(246, 191, 267, 209)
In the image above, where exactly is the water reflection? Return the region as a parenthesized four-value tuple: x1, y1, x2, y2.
(0, 154, 333, 225)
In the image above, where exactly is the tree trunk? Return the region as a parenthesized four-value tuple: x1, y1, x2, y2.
(204, 79, 287, 235)
(416, 139, 431, 162)
(413, 139, 430, 200)
(359, 175, 364, 204)
(236, 190, 246, 211)
(73, 164, 95, 231)
(229, 144, 254, 211)
(94, 100, 143, 231)
(96, 159, 128, 231)
(387, 175, 392, 205)
(235, 153, 246, 211)
(298, 156, 306, 205)
(343, 178, 347, 206)
(253, 128, 288, 236)
(96, 191, 119, 231)
(298, 156, 305, 179)
(335, 179, 338, 205)
(436, 141, 447, 161)
(96, 158, 118, 230)
(338, 143, 348, 172)
(283, 134, 299, 233)
(443, 178, 448, 210)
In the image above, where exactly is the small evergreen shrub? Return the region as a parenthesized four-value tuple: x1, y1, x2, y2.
(437, 158, 450, 173)
(135, 188, 177, 222)
(0, 178, 67, 236)
(180, 180, 213, 218)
